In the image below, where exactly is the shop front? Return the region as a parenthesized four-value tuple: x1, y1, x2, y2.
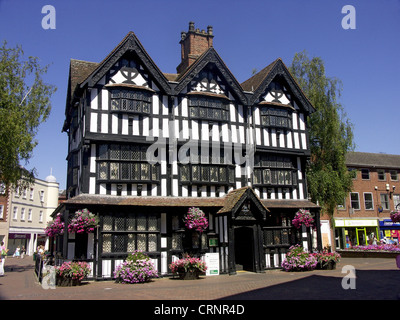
(379, 220, 400, 244)
(334, 219, 379, 248)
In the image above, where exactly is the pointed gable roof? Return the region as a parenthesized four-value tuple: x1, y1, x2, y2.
(217, 186, 269, 219)
(80, 32, 171, 95)
(173, 47, 248, 106)
(241, 58, 315, 114)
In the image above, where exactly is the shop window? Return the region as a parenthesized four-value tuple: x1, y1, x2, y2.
(377, 169, 386, 181)
(361, 169, 370, 180)
(350, 193, 360, 210)
(380, 194, 390, 210)
(363, 193, 374, 210)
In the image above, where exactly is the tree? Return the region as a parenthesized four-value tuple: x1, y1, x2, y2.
(0, 41, 56, 187)
(289, 51, 354, 218)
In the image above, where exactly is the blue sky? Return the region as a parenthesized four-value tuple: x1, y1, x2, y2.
(0, 0, 399, 190)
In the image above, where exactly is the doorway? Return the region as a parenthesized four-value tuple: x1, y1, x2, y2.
(234, 227, 255, 272)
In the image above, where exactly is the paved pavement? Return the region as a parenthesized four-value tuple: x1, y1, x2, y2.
(0, 256, 399, 303)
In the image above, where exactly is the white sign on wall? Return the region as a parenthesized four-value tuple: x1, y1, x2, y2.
(205, 253, 220, 276)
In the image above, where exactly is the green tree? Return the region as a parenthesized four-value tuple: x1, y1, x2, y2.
(289, 51, 354, 218)
(0, 41, 56, 187)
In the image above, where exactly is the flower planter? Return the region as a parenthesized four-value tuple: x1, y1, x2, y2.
(319, 260, 336, 270)
(178, 271, 200, 280)
(56, 276, 82, 287)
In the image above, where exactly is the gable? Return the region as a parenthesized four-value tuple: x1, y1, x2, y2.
(174, 48, 247, 105)
(80, 32, 171, 95)
(242, 59, 315, 114)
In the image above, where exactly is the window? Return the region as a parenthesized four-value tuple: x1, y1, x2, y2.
(253, 154, 296, 186)
(101, 213, 159, 254)
(390, 170, 398, 181)
(0, 205, 3, 219)
(0, 183, 6, 195)
(394, 195, 400, 211)
(97, 144, 159, 182)
(260, 106, 292, 129)
(40, 190, 44, 202)
(181, 164, 234, 185)
(189, 97, 229, 122)
(110, 89, 152, 114)
(350, 193, 360, 210)
(28, 209, 32, 221)
(21, 208, 25, 221)
(361, 169, 370, 180)
(13, 207, 18, 220)
(364, 193, 374, 210)
(380, 194, 390, 210)
(377, 170, 385, 181)
(22, 188, 27, 198)
(30, 188, 34, 200)
(39, 211, 44, 223)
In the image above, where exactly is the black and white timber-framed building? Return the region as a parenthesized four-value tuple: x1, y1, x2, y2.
(54, 22, 322, 279)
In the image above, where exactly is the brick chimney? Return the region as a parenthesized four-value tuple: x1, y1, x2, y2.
(177, 22, 214, 74)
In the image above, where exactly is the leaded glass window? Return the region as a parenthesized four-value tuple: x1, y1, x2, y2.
(189, 97, 229, 122)
(110, 89, 151, 114)
(97, 144, 159, 182)
(260, 107, 292, 129)
(253, 154, 296, 186)
(100, 213, 159, 254)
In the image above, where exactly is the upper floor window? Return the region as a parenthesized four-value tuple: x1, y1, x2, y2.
(390, 170, 398, 181)
(361, 169, 370, 180)
(110, 89, 151, 114)
(253, 154, 297, 186)
(189, 96, 229, 122)
(29, 188, 34, 200)
(0, 183, 6, 195)
(377, 169, 385, 181)
(97, 144, 159, 182)
(350, 193, 360, 210)
(364, 193, 374, 210)
(178, 147, 235, 185)
(260, 106, 292, 129)
(0, 205, 4, 219)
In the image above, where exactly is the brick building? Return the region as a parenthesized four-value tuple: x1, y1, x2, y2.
(321, 152, 400, 249)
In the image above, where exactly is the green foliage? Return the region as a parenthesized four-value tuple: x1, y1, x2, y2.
(0, 41, 56, 187)
(289, 51, 354, 217)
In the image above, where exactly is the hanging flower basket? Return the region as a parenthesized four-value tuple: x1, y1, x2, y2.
(390, 210, 400, 223)
(45, 214, 65, 237)
(184, 207, 208, 233)
(68, 209, 99, 234)
(292, 209, 315, 229)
